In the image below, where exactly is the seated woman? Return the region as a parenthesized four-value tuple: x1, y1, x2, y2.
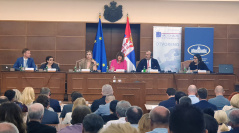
(76, 50, 97, 71)
(110, 52, 127, 71)
(189, 54, 209, 71)
(40, 56, 60, 71)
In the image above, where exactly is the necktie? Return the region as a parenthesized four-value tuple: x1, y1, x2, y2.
(147, 60, 149, 68)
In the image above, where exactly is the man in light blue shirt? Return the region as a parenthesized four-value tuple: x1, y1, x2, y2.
(94, 95, 115, 116)
(187, 85, 199, 104)
(208, 85, 230, 110)
(147, 106, 169, 133)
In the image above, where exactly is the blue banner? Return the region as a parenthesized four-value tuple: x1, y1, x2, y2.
(184, 27, 214, 72)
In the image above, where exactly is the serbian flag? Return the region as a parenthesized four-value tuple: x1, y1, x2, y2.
(121, 16, 136, 72)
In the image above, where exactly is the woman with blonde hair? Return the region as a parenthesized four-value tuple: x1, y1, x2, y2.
(62, 97, 87, 124)
(138, 113, 151, 133)
(214, 110, 230, 133)
(20, 87, 35, 106)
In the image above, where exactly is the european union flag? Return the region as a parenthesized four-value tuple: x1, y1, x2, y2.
(93, 16, 107, 72)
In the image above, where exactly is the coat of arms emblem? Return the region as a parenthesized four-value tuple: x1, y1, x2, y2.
(104, 1, 123, 23)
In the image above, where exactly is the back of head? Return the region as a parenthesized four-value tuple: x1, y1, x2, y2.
(35, 95, 49, 108)
(0, 96, 9, 104)
(138, 113, 151, 133)
(4, 90, 16, 101)
(20, 87, 35, 105)
(99, 123, 138, 133)
(230, 94, 239, 108)
(72, 97, 87, 112)
(71, 105, 91, 125)
(12, 89, 21, 102)
(83, 114, 104, 133)
(228, 109, 239, 126)
(175, 91, 187, 104)
(179, 96, 191, 105)
(149, 106, 169, 125)
(204, 114, 218, 133)
(229, 92, 239, 101)
(169, 104, 205, 133)
(214, 85, 224, 95)
(116, 100, 131, 117)
(110, 100, 119, 113)
(102, 84, 113, 96)
(40, 87, 50, 96)
(126, 106, 143, 124)
(71, 92, 83, 102)
(166, 88, 176, 96)
(28, 103, 44, 120)
(0, 122, 19, 133)
(188, 85, 197, 95)
(214, 110, 229, 132)
(198, 88, 208, 99)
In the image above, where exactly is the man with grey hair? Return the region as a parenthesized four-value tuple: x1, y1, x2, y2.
(104, 100, 131, 128)
(223, 109, 239, 133)
(136, 51, 161, 72)
(179, 96, 191, 105)
(94, 95, 115, 116)
(188, 85, 199, 104)
(148, 106, 170, 133)
(40, 87, 61, 112)
(0, 122, 19, 133)
(208, 85, 230, 110)
(27, 103, 56, 133)
(91, 84, 114, 112)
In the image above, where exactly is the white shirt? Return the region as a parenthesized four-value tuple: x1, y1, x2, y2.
(62, 112, 72, 124)
(104, 117, 126, 128)
(23, 58, 28, 68)
(147, 59, 152, 68)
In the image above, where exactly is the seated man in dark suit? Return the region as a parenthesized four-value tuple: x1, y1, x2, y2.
(27, 103, 56, 133)
(136, 51, 161, 72)
(13, 48, 36, 71)
(40, 87, 61, 112)
(35, 95, 59, 124)
(194, 88, 217, 111)
(159, 88, 176, 109)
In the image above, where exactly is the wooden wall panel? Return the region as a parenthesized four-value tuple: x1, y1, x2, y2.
(0, 21, 26, 35)
(27, 22, 57, 36)
(0, 36, 25, 49)
(27, 37, 56, 50)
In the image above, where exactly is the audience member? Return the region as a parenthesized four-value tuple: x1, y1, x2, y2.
(204, 114, 218, 133)
(222, 109, 239, 133)
(203, 108, 215, 117)
(12, 89, 28, 112)
(187, 85, 199, 104)
(0, 102, 26, 133)
(83, 114, 104, 133)
(148, 106, 169, 133)
(35, 95, 59, 124)
(169, 104, 206, 133)
(125, 106, 143, 128)
(94, 95, 115, 116)
(99, 123, 138, 133)
(58, 105, 91, 133)
(20, 87, 35, 106)
(214, 110, 230, 132)
(91, 84, 114, 112)
(228, 92, 239, 101)
(194, 88, 217, 111)
(27, 103, 56, 133)
(0, 122, 19, 133)
(138, 113, 151, 133)
(60, 91, 83, 118)
(175, 91, 187, 104)
(0, 96, 9, 104)
(40, 87, 61, 112)
(208, 85, 230, 110)
(159, 88, 176, 108)
(179, 96, 191, 105)
(102, 100, 119, 123)
(4, 90, 16, 102)
(104, 100, 131, 128)
(62, 97, 87, 124)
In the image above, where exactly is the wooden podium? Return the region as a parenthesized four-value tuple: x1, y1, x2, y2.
(110, 81, 146, 113)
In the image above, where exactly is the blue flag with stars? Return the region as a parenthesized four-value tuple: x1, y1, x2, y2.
(93, 16, 107, 72)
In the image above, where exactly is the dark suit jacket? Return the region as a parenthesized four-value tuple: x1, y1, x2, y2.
(136, 58, 161, 72)
(159, 97, 176, 109)
(102, 113, 118, 124)
(27, 121, 56, 133)
(50, 99, 61, 112)
(40, 63, 60, 71)
(13, 57, 36, 71)
(189, 61, 209, 71)
(194, 100, 217, 111)
(91, 96, 106, 112)
(41, 109, 59, 124)
(222, 127, 239, 133)
(60, 104, 73, 118)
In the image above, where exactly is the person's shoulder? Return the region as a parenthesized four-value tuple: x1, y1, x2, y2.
(50, 98, 59, 103)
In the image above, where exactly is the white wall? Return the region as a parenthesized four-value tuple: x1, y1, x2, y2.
(0, 0, 238, 24)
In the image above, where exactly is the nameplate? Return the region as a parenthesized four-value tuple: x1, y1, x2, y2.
(81, 69, 90, 73)
(115, 69, 125, 73)
(198, 70, 207, 74)
(48, 68, 56, 72)
(25, 68, 34, 72)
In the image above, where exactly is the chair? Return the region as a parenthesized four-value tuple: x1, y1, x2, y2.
(181, 60, 193, 71)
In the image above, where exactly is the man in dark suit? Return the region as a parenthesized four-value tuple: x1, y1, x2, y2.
(222, 109, 239, 133)
(40, 87, 61, 112)
(159, 88, 176, 109)
(27, 103, 56, 133)
(194, 88, 217, 111)
(13, 48, 36, 71)
(136, 51, 160, 72)
(35, 95, 59, 124)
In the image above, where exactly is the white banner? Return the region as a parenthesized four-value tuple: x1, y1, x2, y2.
(153, 26, 182, 73)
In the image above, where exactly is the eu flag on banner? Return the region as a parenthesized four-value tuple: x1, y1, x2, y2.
(121, 16, 136, 72)
(93, 15, 107, 72)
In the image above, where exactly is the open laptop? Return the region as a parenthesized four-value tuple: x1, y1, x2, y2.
(219, 64, 233, 74)
(1, 65, 12, 71)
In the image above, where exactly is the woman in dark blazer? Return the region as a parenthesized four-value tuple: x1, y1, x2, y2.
(40, 56, 60, 71)
(189, 54, 209, 71)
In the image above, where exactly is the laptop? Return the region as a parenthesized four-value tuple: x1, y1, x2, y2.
(219, 64, 233, 74)
(1, 65, 12, 71)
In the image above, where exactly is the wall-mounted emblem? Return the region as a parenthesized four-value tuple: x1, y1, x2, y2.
(104, 1, 123, 22)
(187, 44, 210, 56)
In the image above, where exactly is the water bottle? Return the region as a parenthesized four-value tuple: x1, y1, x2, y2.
(46, 66, 48, 72)
(113, 76, 116, 83)
(106, 66, 109, 73)
(74, 66, 77, 72)
(143, 66, 146, 73)
(35, 65, 38, 71)
(20, 64, 23, 71)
